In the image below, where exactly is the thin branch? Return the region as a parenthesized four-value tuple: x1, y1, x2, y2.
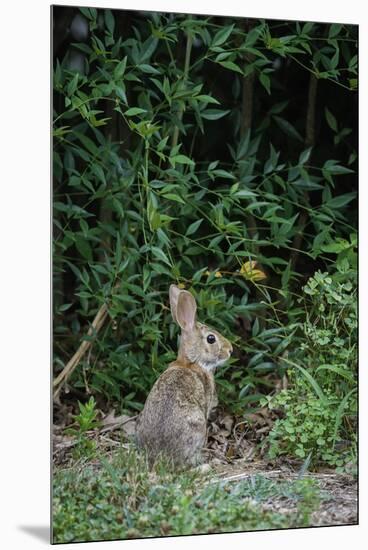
(53, 302, 109, 398)
(289, 54, 354, 92)
(99, 415, 138, 434)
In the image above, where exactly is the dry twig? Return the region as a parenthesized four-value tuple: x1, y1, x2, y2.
(53, 302, 109, 399)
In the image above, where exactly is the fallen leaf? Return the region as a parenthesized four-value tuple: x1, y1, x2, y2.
(100, 410, 137, 436)
(240, 260, 267, 281)
(219, 413, 234, 433)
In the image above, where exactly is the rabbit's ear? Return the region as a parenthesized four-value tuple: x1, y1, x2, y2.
(176, 291, 197, 332)
(169, 284, 181, 323)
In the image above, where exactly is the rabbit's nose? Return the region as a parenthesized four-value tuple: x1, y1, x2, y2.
(228, 343, 233, 355)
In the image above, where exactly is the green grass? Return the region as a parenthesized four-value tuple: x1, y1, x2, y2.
(53, 446, 321, 543)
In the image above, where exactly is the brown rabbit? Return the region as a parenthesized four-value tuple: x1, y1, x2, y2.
(135, 284, 233, 467)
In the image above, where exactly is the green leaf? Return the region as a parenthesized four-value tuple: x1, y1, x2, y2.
(323, 160, 354, 175)
(201, 109, 230, 120)
(349, 78, 358, 90)
(208, 160, 219, 171)
(195, 94, 220, 105)
(212, 169, 236, 179)
(58, 303, 73, 312)
(325, 193, 356, 209)
(53, 126, 70, 138)
(74, 131, 99, 156)
(79, 7, 97, 20)
(245, 26, 262, 47)
(252, 318, 260, 337)
(157, 136, 169, 152)
(67, 73, 79, 96)
(79, 218, 89, 236)
(259, 72, 271, 94)
(71, 43, 92, 55)
(151, 246, 171, 266)
(330, 47, 339, 70)
(212, 24, 234, 47)
(325, 108, 338, 132)
(114, 57, 127, 79)
(293, 364, 327, 405)
(254, 362, 276, 371)
(301, 22, 314, 35)
(125, 107, 147, 116)
(115, 232, 122, 267)
(91, 164, 106, 185)
(54, 59, 62, 87)
(233, 189, 257, 199)
(298, 147, 312, 165)
(169, 154, 195, 167)
(115, 84, 127, 103)
(264, 144, 280, 174)
(162, 193, 186, 204)
(316, 364, 354, 383)
(156, 228, 170, 247)
(75, 236, 93, 261)
(150, 262, 172, 276)
(328, 23, 343, 38)
(331, 389, 356, 448)
(269, 100, 289, 115)
(273, 115, 303, 142)
(320, 239, 349, 253)
(140, 36, 158, 63)
(349, 54, 358, 70)
(104, 9, 115, 35)
(139, 64, 160, 74)
(295, 447, 306, 458)
(186, 219, 203, 236)
(219, 60, 243, 75)
(215, 51, 233, 62)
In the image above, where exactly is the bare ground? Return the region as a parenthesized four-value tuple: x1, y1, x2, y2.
(206, 457, 358, 527)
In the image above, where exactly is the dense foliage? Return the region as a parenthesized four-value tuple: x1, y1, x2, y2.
(53, 7, 357, 468)
(264, 245, 357, 470)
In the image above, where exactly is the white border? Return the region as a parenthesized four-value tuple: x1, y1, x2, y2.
(2, 1, 366, 549)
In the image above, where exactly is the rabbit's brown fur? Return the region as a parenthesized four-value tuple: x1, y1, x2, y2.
(135, 285, 232, 467)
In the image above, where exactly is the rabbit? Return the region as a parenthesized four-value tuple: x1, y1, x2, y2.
(135, 284, 233, 467)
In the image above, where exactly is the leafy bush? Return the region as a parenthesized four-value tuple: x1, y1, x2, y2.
(53, 7, 357, 450)
(262, 244, 357, 470)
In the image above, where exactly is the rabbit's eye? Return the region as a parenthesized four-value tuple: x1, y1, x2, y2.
(207, 334, 216, 344)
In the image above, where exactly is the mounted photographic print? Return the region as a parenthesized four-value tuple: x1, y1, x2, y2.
(52, 4, 358, 544)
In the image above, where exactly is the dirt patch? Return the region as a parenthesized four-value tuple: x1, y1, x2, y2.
(206, 457, 358, 527)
